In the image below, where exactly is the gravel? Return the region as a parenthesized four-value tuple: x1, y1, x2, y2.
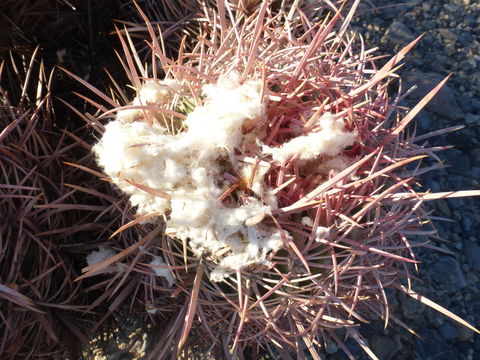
(347, 0, 480, 359)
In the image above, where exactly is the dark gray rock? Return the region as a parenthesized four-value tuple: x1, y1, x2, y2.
(402, 71, 464, 121)
(415, 109, 433, 133)
(446, 175, 471, 190)
(455, 341, 472, 358)
(426, 307, 446, 327)
(471, 167, 480, 180)
(473, 300, 480, 315)
(457, 96, 474, 113)
(439, 322, 460, 341)
(445, 149, 470, 176)
(458, 32, 474, 45)
(447, 155, 471, 176)
(425, 179, 441, 193)
(447, 130, 476, 149)
(370, 335, 400, 360)
(464, 241, 480, 272)
(422, 20, 437, 30)
(430, 256, 467, 292)
(462, 215, 473, 232)
(438, 28, 458, 43)
(382, 21, 415, 46)
(471, 99, 480, 112)
(464, 14, 477, 27)
(415, 329, 459, 360)
(465, 113, 480, 124)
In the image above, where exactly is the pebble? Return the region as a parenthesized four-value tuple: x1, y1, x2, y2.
(415, 109, 433, 132)
(447, 155, 471, 175)
(370, 335, 400, 360)
(382, 21, 415, 46)
(464, 242, 480, 272)
(465, 113, 480, 124)
(430, 256, 467, 292)
(464, 14, 477, 27)
(439, 322, 460, 340)
(438, 28, 458, 43)
(462, 216, 473, 232)
(402, 71, 464, 121)
(416, 329, 459, 360)
(325, 341, 338, 354)
(457, 96, 474, 113)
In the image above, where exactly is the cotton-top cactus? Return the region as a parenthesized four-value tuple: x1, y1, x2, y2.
(71, 1, 480, 358)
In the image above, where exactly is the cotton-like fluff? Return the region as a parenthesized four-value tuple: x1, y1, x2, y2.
(86, 247, 116, 267)
(181, 72, 265, 158)
(262, 113, 356, 163)
(149, 256, 175, 287)
(93, 75, 361, 281)
(238, 159, 271, 196)
(94, 74, 284, 281)
(117, 79, 184, 123)
(93, 120, 171, 216)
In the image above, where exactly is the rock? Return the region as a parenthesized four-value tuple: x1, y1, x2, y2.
(438, 28, 458, 43)
(457, 96, 474, 113)
(444, 4, 460, 13)
(399, 292, 425, 320)
(380, 7, 404, 20)
(464, 242, 480, 272)
(464, 14, 477, 27)
(415, 109, 433, 133)
(447, 130, 476, 150)
(471, 167, 480, 181)
(446, 175, 471, 190)
(326, 341, 338, 354)
(471, 99, 480, 112)
(437, 199, 452, 217)
(427, 307, 446, 327)
(402, 71, 464, 121)
(422, 20, 437, 30)
(425, 179, 441, 192)
(445, 149, 470, 175)
(382, 21, 415, 46)
(469, 149, 480, 166)
(370, 335, 401, 360)
(473, 300, 480, 316)
(439, 322, 460, 341)
(462, 216, 473, 232)
(430, 256, 467, 292)
(465, 113, 480, 124)
(458, 326, 474, 342)
(416, 329, 459, 360)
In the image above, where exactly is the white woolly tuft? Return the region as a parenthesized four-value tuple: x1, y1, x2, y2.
(149, 256, 175, 287)
(86, 247, 116, 267)
(262, 113, 356, 164)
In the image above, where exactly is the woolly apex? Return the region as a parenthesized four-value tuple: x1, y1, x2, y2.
(93, 72, 355, 281)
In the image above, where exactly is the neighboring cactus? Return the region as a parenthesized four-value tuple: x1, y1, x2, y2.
(0, 49, 91, 359)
